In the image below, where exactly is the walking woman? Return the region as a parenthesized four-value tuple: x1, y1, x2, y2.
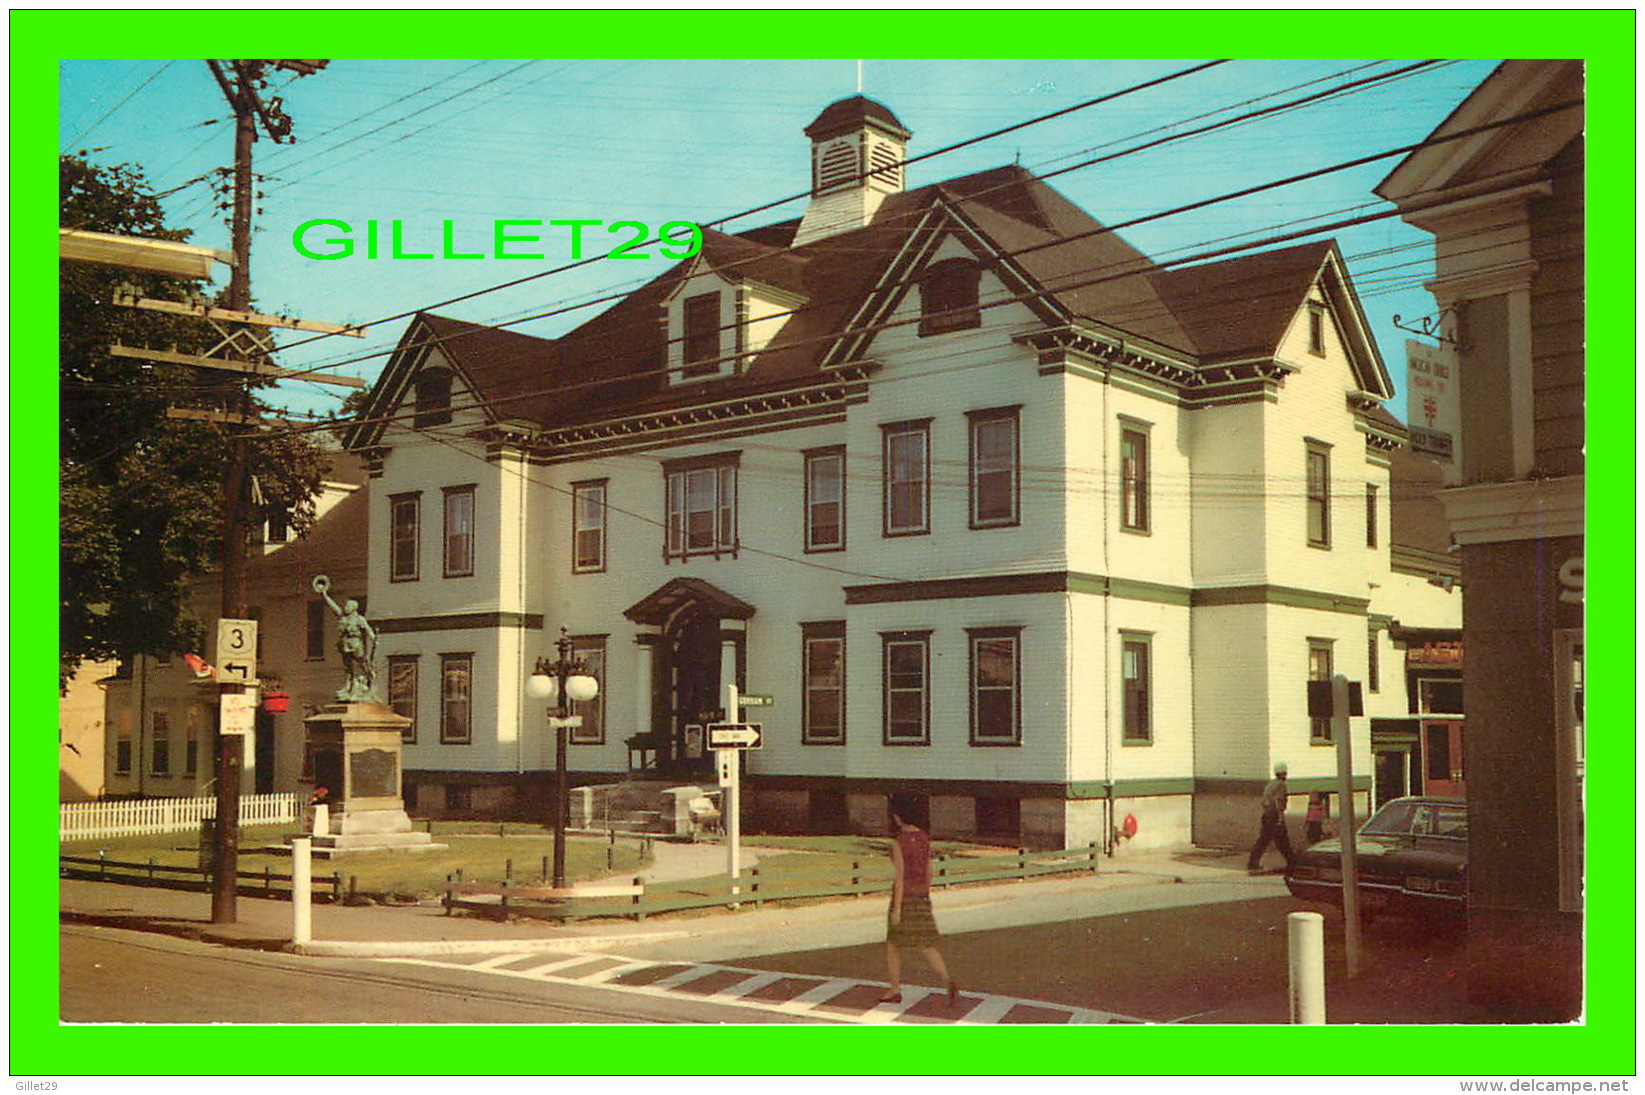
(882, 793, 960, 1006)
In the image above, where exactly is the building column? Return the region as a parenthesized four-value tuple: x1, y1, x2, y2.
(719, 621, 746, 701)
(633, 632, 661, 739)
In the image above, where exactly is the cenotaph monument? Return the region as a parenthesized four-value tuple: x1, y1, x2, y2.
(301, 575, 445, 857)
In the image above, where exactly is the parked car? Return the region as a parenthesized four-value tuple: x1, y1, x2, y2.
(1287, 795, 1467, 920)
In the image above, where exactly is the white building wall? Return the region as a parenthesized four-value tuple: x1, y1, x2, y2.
(373, 358, 526, 778)
(1190, 604, 1271, 779)
(1262, 288, 1380, 594)
(1187, 399, 1269, 585)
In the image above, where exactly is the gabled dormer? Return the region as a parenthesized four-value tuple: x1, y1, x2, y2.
(659, 232, 809, 387)
(794, 95, 911, 247)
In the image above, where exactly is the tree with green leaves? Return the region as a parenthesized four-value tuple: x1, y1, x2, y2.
(60, 154, 329, 687)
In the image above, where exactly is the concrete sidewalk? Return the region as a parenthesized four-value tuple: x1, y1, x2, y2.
(59, 841, 1252, 960)
(58, 843, 1496, 1022)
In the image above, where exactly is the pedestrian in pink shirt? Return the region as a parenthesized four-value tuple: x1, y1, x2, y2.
(881, 793, 960, 1007)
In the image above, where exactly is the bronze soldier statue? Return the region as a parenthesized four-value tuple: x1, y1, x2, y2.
(312, 574, 380, 703)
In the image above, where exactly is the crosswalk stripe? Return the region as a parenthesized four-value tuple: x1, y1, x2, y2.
(376, 952, 1145, 1025)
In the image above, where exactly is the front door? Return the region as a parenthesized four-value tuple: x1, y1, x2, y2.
(669, 613, 721, 772)
(1374, 747, 1410, 808)
(1421, 719, 1466, 797)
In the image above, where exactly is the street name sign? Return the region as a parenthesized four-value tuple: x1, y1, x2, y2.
(547, 715, 584, 729)
(706, 723, 763, 749)
(738, 694, 774, 707)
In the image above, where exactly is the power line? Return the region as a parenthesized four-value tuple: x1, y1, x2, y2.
(61, 60, 176, 153)
(265, 61, 1457, 403)
(260, 95, 1578, 430)
(266, 59, 1236, 358)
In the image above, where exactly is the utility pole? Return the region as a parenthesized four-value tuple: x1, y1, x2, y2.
(203, 58, 326, 923)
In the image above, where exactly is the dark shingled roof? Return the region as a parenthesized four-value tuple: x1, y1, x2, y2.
(1151, 241, 1335, 362)
(359, 164, 1380, 443)
(805, 95, 911, 140)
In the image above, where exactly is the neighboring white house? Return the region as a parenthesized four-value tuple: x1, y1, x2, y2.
(346, 95, 1459, 849)
(100, 458, 368, 800)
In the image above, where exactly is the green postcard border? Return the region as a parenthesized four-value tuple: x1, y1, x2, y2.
(13, 8, 1636, 1078)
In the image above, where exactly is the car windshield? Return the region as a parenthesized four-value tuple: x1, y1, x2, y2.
(1363, 801, 1417, 835)
(1361, 800, 1467, 838)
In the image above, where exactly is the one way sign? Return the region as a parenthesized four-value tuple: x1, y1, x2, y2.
(706, 723, 762, 749)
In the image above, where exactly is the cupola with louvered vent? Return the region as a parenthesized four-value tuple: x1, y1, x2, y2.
(794, 95, 911, 247)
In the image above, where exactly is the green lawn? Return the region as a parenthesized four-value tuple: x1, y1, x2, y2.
(62, 825, 650, 900)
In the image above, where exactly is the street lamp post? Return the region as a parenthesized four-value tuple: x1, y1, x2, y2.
(528, 628, 599, 889)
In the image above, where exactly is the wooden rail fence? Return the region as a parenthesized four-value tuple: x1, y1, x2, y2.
(59, 852, 345, 902)
(444, 843, 1103, 923)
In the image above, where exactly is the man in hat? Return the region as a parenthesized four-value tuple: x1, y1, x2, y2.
(1247, 761, 1296, 875)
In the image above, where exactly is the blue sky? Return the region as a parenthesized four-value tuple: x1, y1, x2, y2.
(59, 58, 1500, 421)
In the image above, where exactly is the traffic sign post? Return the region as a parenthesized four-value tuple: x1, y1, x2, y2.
(722, 684, 744, 898)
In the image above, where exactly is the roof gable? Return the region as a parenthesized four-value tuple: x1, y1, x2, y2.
(1153, 241, 1391, 396)
(1376, 60, 1583, 207)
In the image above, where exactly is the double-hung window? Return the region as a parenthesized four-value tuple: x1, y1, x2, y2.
(969, 627, 1022, 746)
(1366, 483, 1379, 549)
(570, 636, 606, 744)
(1122, 635, 1152, 744)
(388, 655, 419, 743)
(919, 259, 982, 336)
(804, 447, 846, 551)
(1121, 425, 1150, 533)
(390, 493, 420, 581)
(572, 480, 607, 573)
(150, 711, 171, 776)
(1308, 640, 1335, 743)
(882, 631, 931, 745)
(306, 599, 327, 660)
(440, 654, 473, 744)
(968, 407, 1019, 528)
(802, 622, 846, 745)
(682, 292, 721, 376)
(443, 485, 476, 577)
(414, 368, 453, 428)
(882, 420, 931, 537)
(665, 454, 738, 559)
(1306, 441, 1331, 548)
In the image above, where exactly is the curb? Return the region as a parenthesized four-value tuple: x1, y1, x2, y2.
(289, 931, 693, 959)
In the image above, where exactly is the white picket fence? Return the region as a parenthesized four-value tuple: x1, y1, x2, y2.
(60, 793, 300, 842)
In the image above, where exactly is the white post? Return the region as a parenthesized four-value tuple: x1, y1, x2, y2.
(725, 682, 741, 898)
(1333, 674, 1361, 979)
(292, 836, 312, 946)
(1288, 911, 1326, 1024)
(312, 803, 329, 836)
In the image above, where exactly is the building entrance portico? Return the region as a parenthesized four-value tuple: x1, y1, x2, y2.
(625, 577, 754, 779)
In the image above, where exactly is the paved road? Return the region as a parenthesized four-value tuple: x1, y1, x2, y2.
(59, 923, 808, 1025)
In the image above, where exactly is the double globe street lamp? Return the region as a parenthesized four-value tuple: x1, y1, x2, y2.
(528, 628, 600, 889)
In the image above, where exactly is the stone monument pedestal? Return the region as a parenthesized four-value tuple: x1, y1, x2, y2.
(302, 702, 446, 857)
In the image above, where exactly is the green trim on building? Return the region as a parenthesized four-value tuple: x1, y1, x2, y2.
(1067, 778, 1198, 799)
(845, 570, 1372, 614)
(376, 611, 545, 634)
(1191, 584, 1370, 615)
(1194, 775, 1372, 795)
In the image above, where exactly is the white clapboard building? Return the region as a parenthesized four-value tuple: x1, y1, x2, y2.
(347, 96, 1458, 849)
